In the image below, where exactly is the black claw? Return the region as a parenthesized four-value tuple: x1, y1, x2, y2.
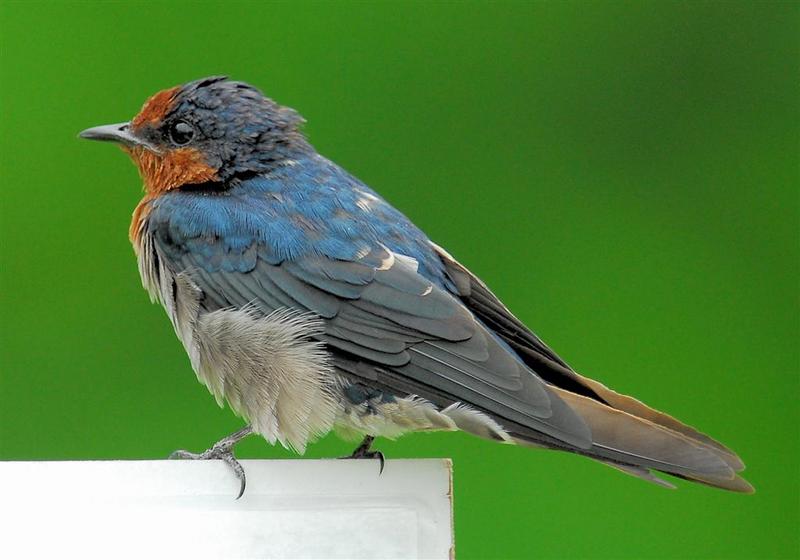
(236, 475, 247, 500)
(376, 451, 385, 475)
(221, 453, 247, 500)
(340, 435, 386, 474)
(216, 449, 247, 500)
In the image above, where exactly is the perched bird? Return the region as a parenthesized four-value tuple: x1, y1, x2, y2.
(80, 76, 751, 497)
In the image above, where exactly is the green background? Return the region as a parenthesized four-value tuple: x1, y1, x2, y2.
(1, 1, 797, 558)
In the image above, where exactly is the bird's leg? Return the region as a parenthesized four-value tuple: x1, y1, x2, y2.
(340, 435, 385, 474)
(169, 425, 254, 499)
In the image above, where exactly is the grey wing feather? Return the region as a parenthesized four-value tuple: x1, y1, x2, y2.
(430, 242, 751, 492)
(157, 238, 592, 450)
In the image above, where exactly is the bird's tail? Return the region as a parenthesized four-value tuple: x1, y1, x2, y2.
(514, 380, 753, 493)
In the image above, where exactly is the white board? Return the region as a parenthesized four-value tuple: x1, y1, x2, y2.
(0, 459, 454, 559)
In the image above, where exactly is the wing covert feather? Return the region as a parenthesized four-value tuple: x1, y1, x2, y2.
(150, 231, 591, 449)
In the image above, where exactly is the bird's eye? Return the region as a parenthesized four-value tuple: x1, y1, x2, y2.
(168, 121, 195, 145)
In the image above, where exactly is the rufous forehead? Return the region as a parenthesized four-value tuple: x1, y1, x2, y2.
(131, 86, 180, 130)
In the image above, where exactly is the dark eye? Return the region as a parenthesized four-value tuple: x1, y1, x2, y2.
(168, 120, 195, 145)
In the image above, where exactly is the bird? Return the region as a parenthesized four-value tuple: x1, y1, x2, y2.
(80, 76, 751, 498)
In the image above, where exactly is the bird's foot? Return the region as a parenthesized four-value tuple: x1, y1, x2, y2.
(339, 435, 385, 474)
(169, 425, 253, 499)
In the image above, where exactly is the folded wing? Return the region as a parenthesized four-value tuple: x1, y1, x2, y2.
(432, 242, 752, 492)
(149, 221, 592, 450)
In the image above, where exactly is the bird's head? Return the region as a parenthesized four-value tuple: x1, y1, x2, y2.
(80, 76, 310, 194)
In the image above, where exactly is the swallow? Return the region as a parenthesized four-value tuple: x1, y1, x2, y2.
(80, 76, 751, 498)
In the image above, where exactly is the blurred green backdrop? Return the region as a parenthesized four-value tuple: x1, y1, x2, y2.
(1, 1, 798, 558)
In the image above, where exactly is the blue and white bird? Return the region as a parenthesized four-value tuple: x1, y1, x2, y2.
(80, 76, 751, 497)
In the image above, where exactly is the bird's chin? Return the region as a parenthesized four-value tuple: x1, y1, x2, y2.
(125, 145, 219, 195)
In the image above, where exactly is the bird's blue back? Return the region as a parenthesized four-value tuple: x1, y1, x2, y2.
(147, 153, 452, 289)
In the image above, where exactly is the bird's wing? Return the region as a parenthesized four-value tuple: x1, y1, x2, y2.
(431, 241, 742, 456)
(143, 189, 749, 490)
(147, 219, 592, 449)
(431, 242, 750, 489)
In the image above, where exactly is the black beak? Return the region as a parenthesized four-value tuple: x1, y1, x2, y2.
(79, 122, 137, 144)
(79, 122, 160, 153)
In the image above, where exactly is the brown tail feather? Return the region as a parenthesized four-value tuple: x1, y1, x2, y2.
(573, 374, 745, 471)
(514, 387, 752, 493)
